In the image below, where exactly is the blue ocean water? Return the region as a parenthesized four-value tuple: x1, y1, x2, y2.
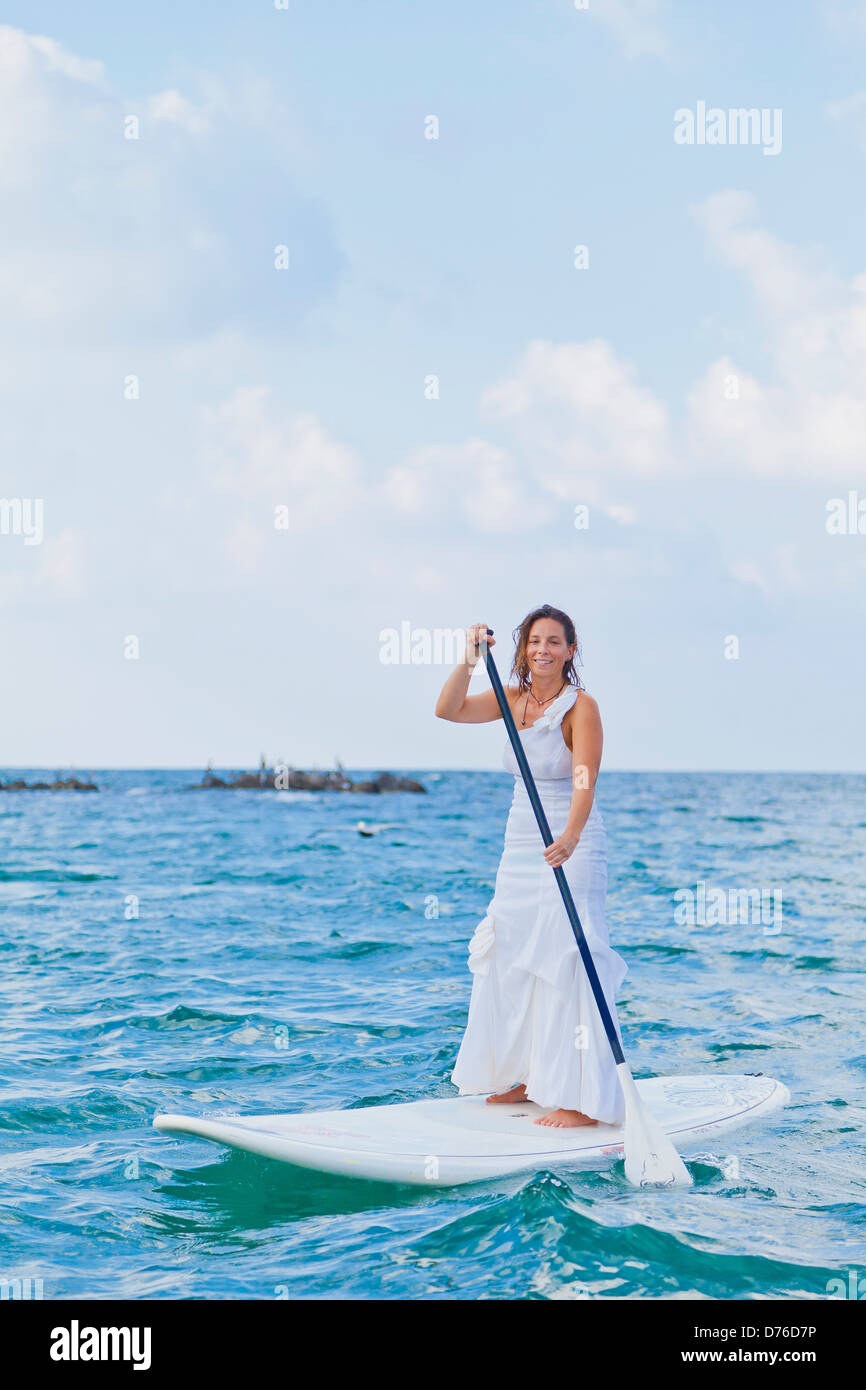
(0, 769, 864, 1301)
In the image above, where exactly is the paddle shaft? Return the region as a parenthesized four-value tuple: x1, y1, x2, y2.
(483, 638, 625, 1066)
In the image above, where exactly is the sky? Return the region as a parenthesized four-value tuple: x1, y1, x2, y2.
(1, 0, 865, 771)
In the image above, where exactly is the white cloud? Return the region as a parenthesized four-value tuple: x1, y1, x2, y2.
(407, 194, 866, 514)
(604, 504, 638, 525)
(383, 437, 555, 533)
(147, 89, 211, 135)
(0, 527, 86, 605)
(203, 386, 362, 529)
(729, 546, 805, 597)
(0, 26, 103, 85)
(480, 338, 674, 484)
(0, 25, 317, 343)
(0, 26, 106, 189)
(690, 190, 834, 328)
(586, 0, 669, 60)
(826, 90, 866, 121)
(729, 559, 769, 594)
(27, 33, 103, 83)
(687, 191, 866, 476)
(0, 27, 184, 319)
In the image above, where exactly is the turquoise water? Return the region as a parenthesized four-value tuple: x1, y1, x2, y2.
(0, 770, 864, 1300)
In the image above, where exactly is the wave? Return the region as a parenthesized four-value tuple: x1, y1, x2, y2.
(403, 1172, 843, 1300)
(0, 867, 112, 883)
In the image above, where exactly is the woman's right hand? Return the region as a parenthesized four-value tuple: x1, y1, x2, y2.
(436, 624, 501, 721)
(465, 622, 494, 667)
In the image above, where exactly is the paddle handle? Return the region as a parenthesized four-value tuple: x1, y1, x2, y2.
(482, 632, 625, 1066)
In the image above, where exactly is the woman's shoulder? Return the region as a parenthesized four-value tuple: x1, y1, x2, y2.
(565, 687, 600, 722)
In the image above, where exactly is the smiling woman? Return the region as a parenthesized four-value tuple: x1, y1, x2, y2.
(435, 604, 629, 1129)
(510, 603, 582, 719)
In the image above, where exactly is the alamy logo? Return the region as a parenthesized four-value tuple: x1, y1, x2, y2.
(826, 491, 866, 535)
(49, 1320, 152, 1371)
(673, 880, 782, 933)
(674, 102, 782, 156)
(379, 623, 466, 665)
(1, 1276, 43, 1299)
(0, 497, 44, 545)
(826, 1269, 866, 1299)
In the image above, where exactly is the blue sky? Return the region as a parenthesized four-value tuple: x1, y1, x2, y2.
(1, 1, 865, 770)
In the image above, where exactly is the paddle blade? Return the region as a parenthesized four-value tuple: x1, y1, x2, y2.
(616, 1063, 693, 1188)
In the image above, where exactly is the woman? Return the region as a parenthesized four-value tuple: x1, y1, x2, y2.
(435, 604, 628, 1128)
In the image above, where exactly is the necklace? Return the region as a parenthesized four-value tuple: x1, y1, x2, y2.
(521, 680, 566, 726)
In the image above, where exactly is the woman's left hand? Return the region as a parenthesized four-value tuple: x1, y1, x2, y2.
(543, 833, 579, 868)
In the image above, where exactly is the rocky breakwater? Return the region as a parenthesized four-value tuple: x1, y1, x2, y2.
(0, 775, 98, 792)
(189, 762, 426, 794)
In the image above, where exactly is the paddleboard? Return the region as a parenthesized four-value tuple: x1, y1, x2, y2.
(154, 1072, 789, 1187)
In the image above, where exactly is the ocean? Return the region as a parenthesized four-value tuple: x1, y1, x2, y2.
(1, 769, 864, 1300)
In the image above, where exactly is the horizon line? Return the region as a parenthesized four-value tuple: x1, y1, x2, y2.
(1, 765, 864, 776)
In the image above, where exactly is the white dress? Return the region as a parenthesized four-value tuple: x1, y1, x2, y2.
(451, 685, 628, 1122)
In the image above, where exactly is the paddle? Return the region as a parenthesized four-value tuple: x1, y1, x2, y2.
(481, 629, 692, 1188)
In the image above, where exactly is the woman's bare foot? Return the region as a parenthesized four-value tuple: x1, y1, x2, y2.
(486, 1084, 528, 1104)
(534, 1108, 597, 1128)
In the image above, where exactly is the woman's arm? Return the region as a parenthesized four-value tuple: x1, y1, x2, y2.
(543, 693, 603, 868)
(434, 622, 505, 723)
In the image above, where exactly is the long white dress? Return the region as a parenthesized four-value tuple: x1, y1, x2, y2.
(451, 685, 628, 1123)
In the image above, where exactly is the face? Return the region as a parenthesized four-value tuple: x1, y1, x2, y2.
(526, 619, 574, 680)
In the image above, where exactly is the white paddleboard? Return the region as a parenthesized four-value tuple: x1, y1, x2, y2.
(154, 1072, 789, 1187)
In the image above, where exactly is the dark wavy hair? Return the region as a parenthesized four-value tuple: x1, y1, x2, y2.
(510, 604, 582, 694)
